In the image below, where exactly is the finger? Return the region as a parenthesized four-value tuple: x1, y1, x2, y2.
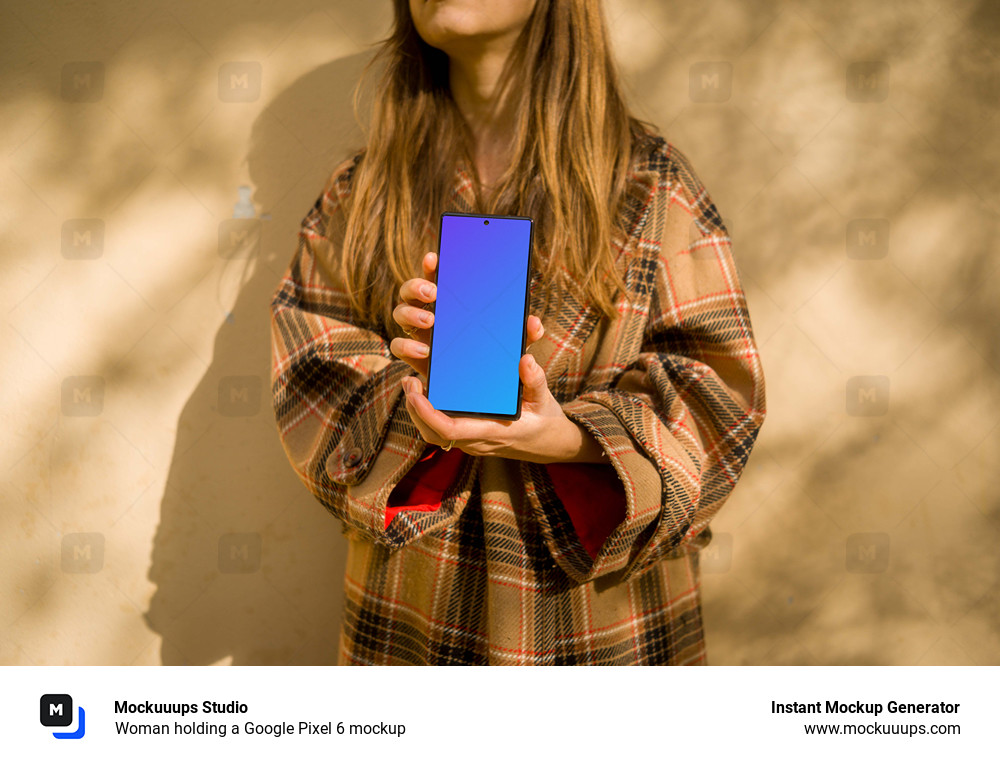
(401, 375, 427, 398)
(392, 303, 435, 336)
(526, 315, 545, 345)
(403, 394, 435, 444)
(519, 353, 550, 402)
(399, 276, 437, 306)
(388, 337, 430, 378)
(389, 336, 430, 362)
(422, 251, 438, 280)
(405, 386, 460, 443)
(403, 384, 448, 446)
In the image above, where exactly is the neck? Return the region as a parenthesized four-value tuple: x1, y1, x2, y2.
(448, 42, 519, 189)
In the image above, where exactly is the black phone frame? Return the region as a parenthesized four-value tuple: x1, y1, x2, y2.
(424, 211, 535, 422)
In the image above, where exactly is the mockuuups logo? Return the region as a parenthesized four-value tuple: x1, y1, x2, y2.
(40, 694, 86, 739)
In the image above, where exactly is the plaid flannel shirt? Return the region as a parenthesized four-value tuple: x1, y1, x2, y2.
(269, 135, 766, 664)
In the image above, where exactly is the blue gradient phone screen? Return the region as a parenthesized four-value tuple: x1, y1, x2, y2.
(427, 214, 532, 417)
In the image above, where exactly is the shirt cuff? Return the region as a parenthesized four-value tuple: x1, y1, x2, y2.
(543, 462, 627, 560)
(385, 447, 628, 562)
(385, 446, 465, 529)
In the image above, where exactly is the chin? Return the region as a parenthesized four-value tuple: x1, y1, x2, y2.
(411, 1, 508, 46)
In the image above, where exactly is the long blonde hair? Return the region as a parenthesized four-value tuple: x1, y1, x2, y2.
(338, 0, 654, 336)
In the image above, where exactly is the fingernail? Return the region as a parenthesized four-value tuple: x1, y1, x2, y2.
(421, 284, 435, 299)
(415, 343, 429, 356)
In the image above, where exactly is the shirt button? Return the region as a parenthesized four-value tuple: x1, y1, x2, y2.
(344, 448, 363, 468)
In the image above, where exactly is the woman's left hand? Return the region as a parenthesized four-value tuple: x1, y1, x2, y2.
(401, 316, 579, 464)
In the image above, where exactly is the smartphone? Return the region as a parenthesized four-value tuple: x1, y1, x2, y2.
(425, 212, 534, 420)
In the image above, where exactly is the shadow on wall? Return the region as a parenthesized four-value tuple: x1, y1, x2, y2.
(143, 52, 373, 664)
(697, 0, 1000, 664)
(139, 0, 1000, 666)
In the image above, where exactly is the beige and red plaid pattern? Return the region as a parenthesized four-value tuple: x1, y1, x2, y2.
(269, 134, 767, 664)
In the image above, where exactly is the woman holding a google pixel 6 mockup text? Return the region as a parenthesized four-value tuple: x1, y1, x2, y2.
(270, 0, 766, 665)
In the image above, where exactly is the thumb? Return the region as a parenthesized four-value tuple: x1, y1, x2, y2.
(519, 354, 549, 401)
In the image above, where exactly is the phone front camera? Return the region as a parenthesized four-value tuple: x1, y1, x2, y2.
(484, 219, 489, 225)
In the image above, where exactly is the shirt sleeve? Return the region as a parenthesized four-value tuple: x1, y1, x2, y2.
(543, 463, 627, 560)
(383, 448, 627, 559)
(269, 160, 476, 548)
(384, 446, 464, 529)
(521, 146, 767, 585)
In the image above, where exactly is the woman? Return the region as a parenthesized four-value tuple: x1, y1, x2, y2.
(270, 0, 766, 664)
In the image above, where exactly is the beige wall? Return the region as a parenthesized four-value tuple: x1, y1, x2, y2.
(2, 0, 997, 665)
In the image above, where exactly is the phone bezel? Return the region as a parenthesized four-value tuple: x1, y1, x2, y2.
(425, 211, 535, 422)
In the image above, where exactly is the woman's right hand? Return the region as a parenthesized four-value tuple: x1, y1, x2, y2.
(389, 251, 439, 385)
